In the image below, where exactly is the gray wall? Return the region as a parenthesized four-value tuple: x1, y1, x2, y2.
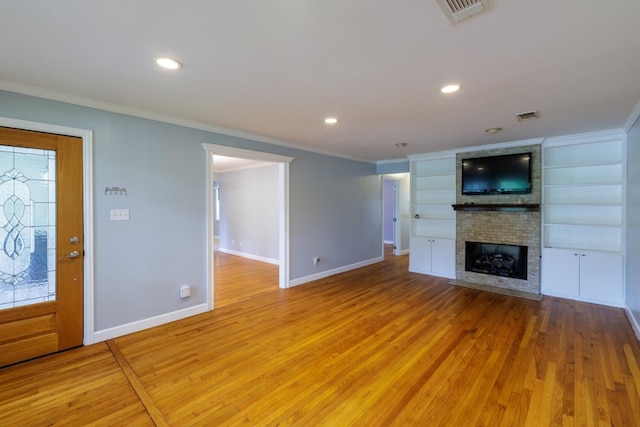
(0, 90, 382, 331)
(290, 154, 380, 278)
(218, 164, 279, 260)
(376, 160, 409, 174)
(626, 117, 640, 327)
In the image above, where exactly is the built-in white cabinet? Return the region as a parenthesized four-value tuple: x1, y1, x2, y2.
(541, 248, 623, 305)
(410, 236, 455, 278)
(541, 131, 625, 306)
(409, 154, 456, 279)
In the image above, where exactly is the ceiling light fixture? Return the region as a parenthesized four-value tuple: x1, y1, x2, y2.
(324, 117, 338, 125)
(156, 57, 183, 70)
(485, 127, 503, 134)
(441, 84, 461, 94)
(395, 143, 408, 148)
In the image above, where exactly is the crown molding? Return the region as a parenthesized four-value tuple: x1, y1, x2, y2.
(624, 97, 640, 132)
(0, 80, 373, 164)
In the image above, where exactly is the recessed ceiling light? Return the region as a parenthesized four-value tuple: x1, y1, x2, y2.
(156, 57, 183, 70)
(441, 84, 461, 94)
(485, 127, 503, 134)
(324, 117, 338, 125)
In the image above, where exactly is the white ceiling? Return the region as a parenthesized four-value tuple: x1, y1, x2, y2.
(1, 1, 639, 162)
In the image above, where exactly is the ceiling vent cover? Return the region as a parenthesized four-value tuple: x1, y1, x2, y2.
(516, 110, 540, 122)
(436, 0, 494, 24)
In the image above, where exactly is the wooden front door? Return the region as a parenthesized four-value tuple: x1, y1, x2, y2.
(0, 126, 84, 367)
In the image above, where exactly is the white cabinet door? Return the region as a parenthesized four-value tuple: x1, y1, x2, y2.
(409, 237, 455, 279)
(541, 248, 580, 298)
(541, 248, 623, 306)
(431, 239, 456, 279)
(579, 251, 623, 305)
(409, 236, 433, 275)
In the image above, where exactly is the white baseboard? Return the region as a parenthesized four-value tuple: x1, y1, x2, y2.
(384, 240, 393, 244)
(398, 249, 410, 256)
(89, 303, 208, 344)
(625, 304, 640, 342)
(217, 247, 279, 265)
(541, 290, 624, 308)
(289, 256, 383, 288)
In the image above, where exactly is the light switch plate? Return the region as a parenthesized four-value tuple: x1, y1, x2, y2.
(110, 209, 130, 221)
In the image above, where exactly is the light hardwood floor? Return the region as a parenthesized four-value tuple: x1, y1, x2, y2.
(214, 250, 279, 309)
(1, 250, 640, 426)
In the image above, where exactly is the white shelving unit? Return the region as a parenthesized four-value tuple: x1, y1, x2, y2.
(541, 131, 625, 306)
(409, 154, 456, 278)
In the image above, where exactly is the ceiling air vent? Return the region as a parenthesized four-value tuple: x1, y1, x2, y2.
(435, 0, 494, 24)
(516, 111, 540, 122)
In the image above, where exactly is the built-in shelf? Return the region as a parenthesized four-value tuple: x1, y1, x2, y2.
(452, 203, 540, 212)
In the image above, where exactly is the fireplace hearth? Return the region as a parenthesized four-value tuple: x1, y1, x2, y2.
(465, 241, 527, 280)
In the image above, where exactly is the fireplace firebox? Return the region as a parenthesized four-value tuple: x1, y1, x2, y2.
(465, 241, 527, 280)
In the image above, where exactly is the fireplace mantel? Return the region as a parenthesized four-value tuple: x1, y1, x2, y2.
(452, 203, 540, 212)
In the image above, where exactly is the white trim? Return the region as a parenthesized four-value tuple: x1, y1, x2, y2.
(93, 304, 208, 343)
(206, 144, 295, 164)
(203, 143, 294, 311)
(217, 247, 279, 265)
(541, 290, 624, 308)
(0, 117, 96, 345)
(542, 128, 625, 148)
(279, 162, 291, 288)
(624, 98, 640, 132)
(624, 304, 640, 342)
(0, 80, 371, 164)
(381, 175, 402, 257)
(289, 256, 383, 288)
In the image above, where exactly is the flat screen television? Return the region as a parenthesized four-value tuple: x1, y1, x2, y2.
(461, 152, 531, 195)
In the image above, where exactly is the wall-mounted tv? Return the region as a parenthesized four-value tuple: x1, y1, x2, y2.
(461, 152, 531, 195)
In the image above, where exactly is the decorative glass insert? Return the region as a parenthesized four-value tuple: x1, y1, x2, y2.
(0, 145, 56, 310)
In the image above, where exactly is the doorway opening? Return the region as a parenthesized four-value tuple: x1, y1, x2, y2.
(381, 174, 409, 258)
(203, 144, 293, 311)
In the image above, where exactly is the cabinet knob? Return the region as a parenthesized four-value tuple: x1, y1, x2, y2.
(414, 214, 420, 219)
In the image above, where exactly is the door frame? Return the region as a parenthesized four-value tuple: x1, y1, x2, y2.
(203, 143, 293, 310)
(381, 175, 402, 257)
(0, 117, 95, 344)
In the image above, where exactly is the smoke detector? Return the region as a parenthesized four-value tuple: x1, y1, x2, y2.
(435, 0, 494, 24)
(516, 111, 540, 122)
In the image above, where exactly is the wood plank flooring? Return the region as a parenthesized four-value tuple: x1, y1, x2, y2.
(214, 251, 278, 308)
(1, 249, 640, 426)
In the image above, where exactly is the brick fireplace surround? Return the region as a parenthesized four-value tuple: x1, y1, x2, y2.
(453, 144, 542, 298)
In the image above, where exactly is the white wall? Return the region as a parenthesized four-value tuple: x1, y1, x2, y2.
(218, 164, 279, 261)
(398, 173, 411, 254)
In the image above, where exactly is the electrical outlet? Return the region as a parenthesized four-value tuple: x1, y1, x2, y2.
(313, 256, 320, 265)
(179, 285, 191, 298)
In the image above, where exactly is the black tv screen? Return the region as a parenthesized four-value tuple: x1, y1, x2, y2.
(461, 152, 531, 195)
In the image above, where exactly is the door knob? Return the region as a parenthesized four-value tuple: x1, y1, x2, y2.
(59, 250, 81, 260)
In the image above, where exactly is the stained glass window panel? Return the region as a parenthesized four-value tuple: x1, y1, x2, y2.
(0, 145, 56, 310)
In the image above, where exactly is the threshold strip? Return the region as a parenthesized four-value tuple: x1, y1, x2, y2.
(106, 339, 171, 427)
